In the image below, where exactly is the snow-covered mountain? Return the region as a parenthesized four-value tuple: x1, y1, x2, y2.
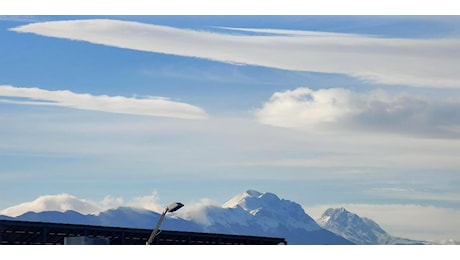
(7, 190, 453, 244)
(0, 189, 352, 245)
(191, 189, 352, 244)
(317, 207, 426, 245)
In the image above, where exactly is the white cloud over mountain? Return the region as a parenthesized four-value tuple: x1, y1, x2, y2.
(0, 192, 166, 217)
(2, 191, 460, 242)
(176, 198, 221, 226)
(10, 19, 460, 88)
(0, 193, 101, 216)
(0, 85, 208, 119)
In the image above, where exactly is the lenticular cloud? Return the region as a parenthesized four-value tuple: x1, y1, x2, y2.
(10, 19, 460, 88)
(0, 85, 209, 120)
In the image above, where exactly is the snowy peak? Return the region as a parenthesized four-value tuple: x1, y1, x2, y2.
(222, 189, 264, 210)
(320, 207, 348, 217)
(222, 189, 290, 213)
(317, 207, 389, 245)
(317, 207, 359, 227)
(222, 189, 321, 232)
(317, 207, 425, 245)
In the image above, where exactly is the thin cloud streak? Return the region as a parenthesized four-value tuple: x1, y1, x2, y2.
(0, 85, 209, 120)
(10, 19, 460, 88)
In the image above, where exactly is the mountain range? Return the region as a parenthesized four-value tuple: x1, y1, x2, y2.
(0, 189, 452, 244)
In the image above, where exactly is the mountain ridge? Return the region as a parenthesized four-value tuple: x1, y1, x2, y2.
(1, 189, 456, 244)
(0, 189, 352, 245)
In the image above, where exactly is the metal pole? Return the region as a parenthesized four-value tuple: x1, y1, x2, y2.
(146, 208, 167, 245)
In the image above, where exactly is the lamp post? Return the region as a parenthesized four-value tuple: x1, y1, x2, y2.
(146, 202, 184, 245)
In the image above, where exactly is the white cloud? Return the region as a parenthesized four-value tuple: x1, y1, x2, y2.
(100, 195, 125, 210)
(0, 193, 102, 216)
(0, 192, 218, 226)
(255, 88, 360, 129)
(10, 19, 460, 88)
(125, 192, 164, 213)
(305, 203, 460, 242)
(176, 198, 221, 226)
(0, 192, 167, 217)
(0, 85, 208, 119)
(255, 87, 460, 138)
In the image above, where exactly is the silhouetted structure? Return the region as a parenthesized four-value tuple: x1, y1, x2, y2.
(0, 219, 287, 245)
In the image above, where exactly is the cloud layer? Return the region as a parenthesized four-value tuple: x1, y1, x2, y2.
(255, 87, 460, 138)
(0, 85, 208, 119)
(10, 19, 460, 88)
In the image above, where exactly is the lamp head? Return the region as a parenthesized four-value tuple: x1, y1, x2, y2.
(166, 202, 184, 213)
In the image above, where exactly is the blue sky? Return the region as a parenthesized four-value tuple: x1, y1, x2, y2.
(1, 3, 460, 242)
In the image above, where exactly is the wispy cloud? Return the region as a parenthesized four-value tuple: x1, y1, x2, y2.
(10, 19, 460, 88)
(368, 187, 460, 202)
(0, 85, 208, 120)
(255, 87, 460, 138)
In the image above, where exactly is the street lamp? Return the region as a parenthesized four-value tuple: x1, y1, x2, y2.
(146, 202, 184, 245)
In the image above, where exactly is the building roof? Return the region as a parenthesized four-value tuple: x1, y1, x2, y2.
(0, 219, 287, 245)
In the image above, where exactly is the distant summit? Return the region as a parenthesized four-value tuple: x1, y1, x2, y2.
(223, 189, 321, 232)
(317, 207, 426, 245)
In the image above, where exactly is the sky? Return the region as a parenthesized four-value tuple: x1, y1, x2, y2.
(1, 1, 460, 243)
